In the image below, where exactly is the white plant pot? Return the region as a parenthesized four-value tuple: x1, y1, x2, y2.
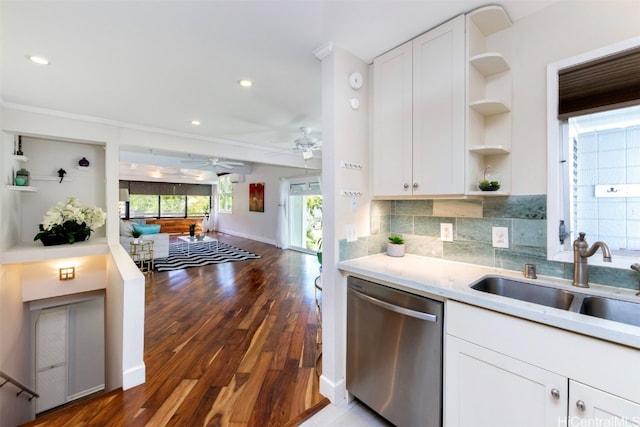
(132, 238, 140, 244)
(387, 243, 405, 257)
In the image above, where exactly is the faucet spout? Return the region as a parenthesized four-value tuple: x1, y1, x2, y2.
(572, 232, 612, 287)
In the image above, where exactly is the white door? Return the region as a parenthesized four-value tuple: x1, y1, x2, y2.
(446, 336, 567, 427)
(35, 307, 68, 413)
(287, 177, 322, 253)
(569, 380, 640, 426)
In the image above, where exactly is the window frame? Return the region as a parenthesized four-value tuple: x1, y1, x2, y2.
(218, 175, 233, 214)
(546, 36, 640, 270)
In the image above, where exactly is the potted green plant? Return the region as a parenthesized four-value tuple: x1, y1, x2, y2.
(387, 235, 405, 257)
(129, 227, 142, 244)
(478, 179, 500, 191)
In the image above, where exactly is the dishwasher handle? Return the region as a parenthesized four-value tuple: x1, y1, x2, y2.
(348, 288, 438, 322)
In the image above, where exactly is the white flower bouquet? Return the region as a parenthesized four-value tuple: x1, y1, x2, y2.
(34, 197, 106, 245)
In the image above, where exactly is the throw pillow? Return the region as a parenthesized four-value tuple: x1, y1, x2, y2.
(120, 220, 133, 236)
(133, 223, 161, 235)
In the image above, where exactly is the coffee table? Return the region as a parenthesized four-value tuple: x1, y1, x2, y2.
(177, 235, 218, 255)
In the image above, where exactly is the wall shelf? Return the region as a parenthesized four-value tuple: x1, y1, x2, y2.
(12, 155, 29, 162)
(31, 176, 74, 182)
(469, 99, 510, 115)
(6, 185, 38, 192)
(468, 5, 511, 36)
(468, 145, 511, 155)
(469, 52, 510, 76)
(466, 190, 510, 197)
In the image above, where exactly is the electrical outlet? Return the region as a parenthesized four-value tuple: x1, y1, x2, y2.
(440, 223, 453, 242)
(492, 227, 509, 248)
(346, 224, 357, 242)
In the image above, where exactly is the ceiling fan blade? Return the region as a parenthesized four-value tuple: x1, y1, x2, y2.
(216, 163, 234, 169)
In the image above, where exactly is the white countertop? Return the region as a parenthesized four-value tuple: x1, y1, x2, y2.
(338, 254, 640, 350)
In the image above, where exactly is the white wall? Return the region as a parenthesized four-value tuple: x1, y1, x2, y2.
(216, 163, 319, 244)
(19, 137, 107, 243)
(491, 0, 640, 195)
(318, 45, 370, 404)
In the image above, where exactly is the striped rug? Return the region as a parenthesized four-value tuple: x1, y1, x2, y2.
(154, 241, 261, 272)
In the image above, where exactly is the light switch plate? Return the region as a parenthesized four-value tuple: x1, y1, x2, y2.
(346, 224, 357, 242)
(440, 223, 453, 242)
(492, 227, 509, 248)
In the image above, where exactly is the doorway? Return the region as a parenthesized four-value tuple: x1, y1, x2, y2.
(287, 177, 322, 254)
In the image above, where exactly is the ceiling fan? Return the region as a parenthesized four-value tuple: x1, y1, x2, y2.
(158, 167, 204, 179)
(294, 127, 322, 160)
(181, 157, 244, 170)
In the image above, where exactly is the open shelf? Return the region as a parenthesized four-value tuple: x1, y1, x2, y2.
(6, 185, 38, 192)
(0, 237, 108, 265)
(468, 145, 511, 155)
(469, 99, 510, 115)
(468, 5, 511, 36)
(466, 190, 510, 197)
(12, 155, 29, 162)
(469, 52, 510, 76)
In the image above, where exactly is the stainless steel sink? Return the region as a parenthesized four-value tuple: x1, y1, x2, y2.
(470, 276, 640, 327)
(470, 276, 575, 310)
(579, 297, 640, 327)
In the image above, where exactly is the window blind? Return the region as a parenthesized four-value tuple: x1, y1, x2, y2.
(122, 180, 211, 196)
(558, 45, 640, 119)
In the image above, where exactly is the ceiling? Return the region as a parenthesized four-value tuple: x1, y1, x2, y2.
(1, 0, 555, 179)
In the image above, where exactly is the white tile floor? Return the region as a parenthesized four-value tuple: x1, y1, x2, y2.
(300, 400, 392, 427)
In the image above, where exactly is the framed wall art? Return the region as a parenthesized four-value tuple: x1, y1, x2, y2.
(249, 182, 265, 212)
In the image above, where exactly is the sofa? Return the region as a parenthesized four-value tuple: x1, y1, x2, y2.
(120, 220, 170, 259)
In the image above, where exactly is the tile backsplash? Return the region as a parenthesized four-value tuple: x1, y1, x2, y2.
(339, 195, 638, 290)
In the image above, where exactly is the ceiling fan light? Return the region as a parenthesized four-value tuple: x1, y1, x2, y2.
(302, 149, 314, 160)
(191, 120, 201, 125)
(238, 79, 253, 88)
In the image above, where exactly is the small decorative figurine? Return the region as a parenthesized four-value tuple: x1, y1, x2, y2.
(57, 168, 67, 183)
(78, 157, 90, 167)
(16, 135, 24, 156)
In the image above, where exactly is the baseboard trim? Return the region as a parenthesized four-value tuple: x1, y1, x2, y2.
(319, 375, 347, 404)
(122, 363, 146, 390)
(215, 228, 276, 246)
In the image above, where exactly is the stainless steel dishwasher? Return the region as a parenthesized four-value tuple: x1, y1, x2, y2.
(347, 276, 443, 427)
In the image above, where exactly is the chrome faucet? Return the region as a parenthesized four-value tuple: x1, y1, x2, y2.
(572, 232, 612, 288)
(631, 263, 640, 296)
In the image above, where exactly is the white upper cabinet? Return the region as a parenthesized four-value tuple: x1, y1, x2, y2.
(372, 15, 465, 197)
(372, 41, 413, 197)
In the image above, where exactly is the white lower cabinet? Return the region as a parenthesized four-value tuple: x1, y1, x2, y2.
(445, 301, 640, 427)
(446, 336, 566, 427)
(569, 381, 640, 426)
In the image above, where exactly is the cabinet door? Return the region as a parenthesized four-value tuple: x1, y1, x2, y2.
(372, 40, 413, 197)
(36, 307, 68, 413)
(569, 381, 640, 426)
(412, 15, 465, 195)
(445, 336, 567, 427)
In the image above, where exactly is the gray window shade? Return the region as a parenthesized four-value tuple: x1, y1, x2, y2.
(124, 181, 211, 196)
(558, 45, 640, 119)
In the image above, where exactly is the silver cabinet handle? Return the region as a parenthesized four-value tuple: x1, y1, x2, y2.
(348, 288, 438, 322)
(576, 400, 586, 412)
(550, 389, 560, 400)
(403, 183, 409, 189)
(413, 182, 418, 189)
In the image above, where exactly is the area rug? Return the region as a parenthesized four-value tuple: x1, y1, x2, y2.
(154, 241, 261, 272)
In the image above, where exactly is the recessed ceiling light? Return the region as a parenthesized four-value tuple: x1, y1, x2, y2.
(27, 55, 50, 65)
(238, 79, 253, 88)
(191, 120, 201, 126)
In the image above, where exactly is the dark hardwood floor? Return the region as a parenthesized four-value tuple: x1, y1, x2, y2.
(21, 233, 328, 427)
